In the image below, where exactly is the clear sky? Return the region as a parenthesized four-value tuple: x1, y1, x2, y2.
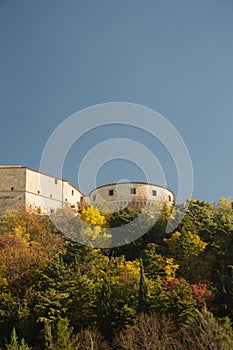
(0, 0, 233, 203)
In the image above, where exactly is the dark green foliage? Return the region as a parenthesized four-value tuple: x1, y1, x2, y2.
(5, 328, 31, 350)
(138, 259, 148, 313)
(97, 275, 112, 340)
(44, 317, 79, 350)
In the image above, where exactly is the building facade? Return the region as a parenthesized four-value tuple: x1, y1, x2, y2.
(0, 166, 83, 214)
(89, 182, 174, 212)
(0, 167, 174, 215)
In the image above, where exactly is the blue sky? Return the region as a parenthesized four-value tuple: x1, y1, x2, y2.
(0, 0, 233, 202)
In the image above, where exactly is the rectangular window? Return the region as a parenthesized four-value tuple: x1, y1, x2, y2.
(152, 190, 157, 196)
(55, 179, 58, 184)
(130, 188, 136, 195)
(11, 187, 14, 191)
(72, 190, 74, 196)
(109, 189, 114, 196)
(168, 195, 172, 202)
(93, 194, 96, 201)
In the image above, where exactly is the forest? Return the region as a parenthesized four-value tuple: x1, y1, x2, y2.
(1, 198, 233, 349)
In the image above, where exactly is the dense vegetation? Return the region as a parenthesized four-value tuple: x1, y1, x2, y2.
(1, 198, 233, 349)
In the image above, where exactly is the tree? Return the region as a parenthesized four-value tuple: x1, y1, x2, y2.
(97, 275, 112, 339)
(148, 277, 197, 324)
(164, 230, 207, 281)
(5, 328, 30, 350)
(112, 313, 180, 350)
(77, 327, 110, 350)
(44, 317, 79, 350)
(138, 259, 148, 313)
(181, 307, 233, 350)
(142, 243, 179, 280)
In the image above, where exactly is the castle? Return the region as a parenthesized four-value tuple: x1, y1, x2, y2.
(0, 166, 174, 214)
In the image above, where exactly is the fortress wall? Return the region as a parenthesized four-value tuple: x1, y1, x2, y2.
(89, 182, 174, 212)
(0, 167, 26, 213)
(26, 168, 63, 201)
(62, 181, 82, 210)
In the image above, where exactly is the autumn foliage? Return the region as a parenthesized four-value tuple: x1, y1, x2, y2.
(0, 199, 233, 349)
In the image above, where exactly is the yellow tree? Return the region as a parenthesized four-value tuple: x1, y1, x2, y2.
(80, 206, 111, 247)
(164, 231, 207, 281)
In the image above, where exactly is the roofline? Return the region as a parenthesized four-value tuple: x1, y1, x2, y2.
(89, 182, 175, 197)
(0, 166, 85, 196)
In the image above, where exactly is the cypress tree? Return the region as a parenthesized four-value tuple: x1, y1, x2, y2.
(6, 328, 31, 350)
(138, 258, 148, 313)
(97, 275, 112, 339)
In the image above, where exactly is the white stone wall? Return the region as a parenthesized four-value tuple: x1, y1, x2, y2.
(26, 168, 63, 201)
(25, 168, 63, 213)
(0, 166, 83, 214)
(62, 180, 82, 210)
(89, 182, 174, 212)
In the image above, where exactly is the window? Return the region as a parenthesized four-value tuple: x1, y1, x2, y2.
(130, 188, 136, 195)
(71, 190, 74, 196)
(50, 194, 52, 198)
(168, 195, 172, 202)
(50, 209, 54, 214)
(109, 189, 114, 196)
(152, 190, 157, 196)
(93, 194, 96, 201)
(11, 187, 14, 191)
(55, 179, 58, 184)
(37, 190, 40, 194)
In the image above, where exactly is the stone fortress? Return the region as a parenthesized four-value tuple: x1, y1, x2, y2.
(89, 182, 174, 212)
(0, 166, 174, 214)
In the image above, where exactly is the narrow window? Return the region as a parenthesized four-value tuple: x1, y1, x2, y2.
(109, 189, 114, 196)
(152, 190, 157, 196)
(71, 190, 74, 196)
(37, 190, 40, 194)
(50, 194, 52, 198)
(11, 187, 14, 191)
(93, 194, 96, 201)
(168, 195, 172, 202)
(130, 188, 136, 195)
(55, 179, 58, 184)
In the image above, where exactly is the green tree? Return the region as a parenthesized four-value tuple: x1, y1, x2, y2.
(97, 275, 112, 340)
(181, 307, 233, 350)
(44, 317, 79, 350)
(164, 230, 207, 281)
(138, 259, 148, 313)
(5, 328, 30, 350)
